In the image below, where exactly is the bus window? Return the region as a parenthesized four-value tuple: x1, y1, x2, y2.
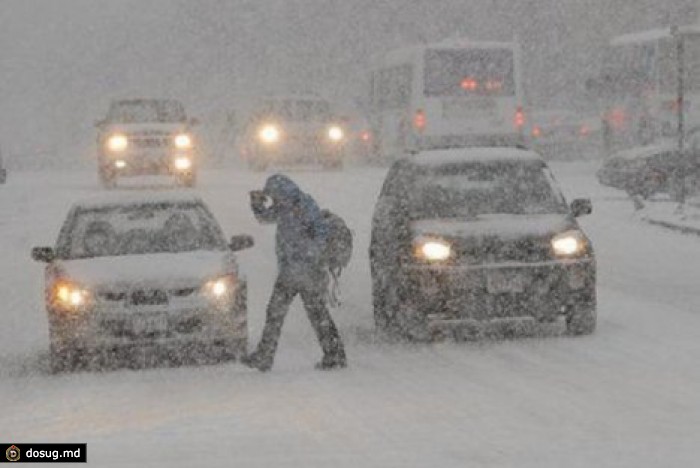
(424, 49, 515, 97)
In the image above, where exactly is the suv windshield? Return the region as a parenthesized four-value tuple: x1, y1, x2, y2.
(408, 161, 568, 218)
(106, 100, 187, 123)
(59, 203, 226, 259)
(258, 99, 331, 121)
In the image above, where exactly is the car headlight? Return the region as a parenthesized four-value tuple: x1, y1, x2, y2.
(551, 230, 588, 257)
(328, 125, 344, 142)
(414, 237, 452, 262)
(106, 134, 128, 152)
(174, 156, 192, 171)
(114, 160, 127, 169)
(203, 275, 237, 301)
(259, 125, 280, 144)
(52, 280, 91, 309)
(174, 133, 193, 149)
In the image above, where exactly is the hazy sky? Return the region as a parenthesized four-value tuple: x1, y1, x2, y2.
(1, 0, 697, 165)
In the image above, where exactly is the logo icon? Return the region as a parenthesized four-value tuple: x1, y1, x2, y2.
(6, 445, 20, 462)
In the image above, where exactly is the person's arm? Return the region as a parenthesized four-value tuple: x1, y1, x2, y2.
(250, 191, 278, 224)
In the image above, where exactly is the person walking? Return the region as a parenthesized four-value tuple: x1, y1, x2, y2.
(242, 174, 347, 371)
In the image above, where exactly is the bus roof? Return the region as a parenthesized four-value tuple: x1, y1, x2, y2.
(610, 24, 700, 47)
(374, 38, 517, 69)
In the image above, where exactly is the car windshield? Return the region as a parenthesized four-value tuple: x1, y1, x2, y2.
(59, 202, 226, 259)
(106, 100, 187, 123)
(259, 99, 331, 121)
(408, 161, 568, 218)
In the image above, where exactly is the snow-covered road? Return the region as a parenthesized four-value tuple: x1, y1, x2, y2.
(1, 162, 699, 467)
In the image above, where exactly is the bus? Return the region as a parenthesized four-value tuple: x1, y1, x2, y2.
(365, 38, 525, 160)
(596, 25, 700, 153)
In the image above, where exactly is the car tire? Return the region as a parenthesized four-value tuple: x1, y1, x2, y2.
(49, 344, 80, 374)
(384, 280, 431, 342)
(372, 274, 394, 333)
(566, 303, 597, 336)
(99, 168, 117, 189)
(177, 172, 197, 188)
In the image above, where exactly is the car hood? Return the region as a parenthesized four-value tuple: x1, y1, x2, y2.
(56, 251, 236, 289)
(411, 213, 577, 241)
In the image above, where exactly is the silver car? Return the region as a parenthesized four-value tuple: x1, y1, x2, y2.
(31, 194, 254, 372)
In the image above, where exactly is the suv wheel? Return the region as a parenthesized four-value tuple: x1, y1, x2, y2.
(49, 344, 81, 374)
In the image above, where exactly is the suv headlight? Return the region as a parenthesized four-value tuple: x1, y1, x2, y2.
(202, 275, 237, 301)
(106, 134, 128, 152)
(259, 125, 280, 144)
(414, 237, 452, 262)
(328, 125, 344, 142)
(174, 133, 193, 149)
(52, 280, 91, 309)
(551, 230, 588, 257)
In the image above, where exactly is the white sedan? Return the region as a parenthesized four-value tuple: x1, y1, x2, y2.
(31, 193, 254, 372)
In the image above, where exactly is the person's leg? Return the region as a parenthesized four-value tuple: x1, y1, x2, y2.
(247, 276, 297, 370)
(300, 287, 346, 368)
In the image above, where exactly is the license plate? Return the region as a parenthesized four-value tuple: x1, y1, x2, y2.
(487, 271, 525, 294)
(132, 314, 168, 335)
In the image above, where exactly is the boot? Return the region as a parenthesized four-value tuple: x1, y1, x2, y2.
(315, 352, 347, 371)
(240, 352, 273, 372)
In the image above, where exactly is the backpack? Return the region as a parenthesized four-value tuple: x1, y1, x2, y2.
(321, 209, 353, 275)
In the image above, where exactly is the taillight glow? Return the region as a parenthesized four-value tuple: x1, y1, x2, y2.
(460, 77, 479, 91)
(532, 126, 541, 138)
(414, 110, 426, 131)
(360, 131, 372, 142)
(515, 107, 525, 128)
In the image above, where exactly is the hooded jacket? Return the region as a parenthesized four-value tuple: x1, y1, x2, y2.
(253, 174, 328, 278)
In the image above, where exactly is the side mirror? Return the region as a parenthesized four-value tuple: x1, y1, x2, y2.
(32, 246, 55, 263)
(571, 198, 593, 218)
(229, 235, 254, 252)
(94, 119, 105, 129)
(189, 117, 200, 126)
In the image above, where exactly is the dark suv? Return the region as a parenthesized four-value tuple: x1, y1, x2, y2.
(369, 147, 596, 340)
(96, 99, 199, 188)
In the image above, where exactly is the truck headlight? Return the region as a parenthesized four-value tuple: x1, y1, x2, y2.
(328, 126, 344, 142)
(552, 230, 588, 257)
(106, 134, 128, 152)
(259, 125, 280, 144)
(203, 275, 236, 300)
(174, 156, 192, 171)
(414, 237, 452, 262)
(174, 133, 193, 149)
(52, 280, 91, 309)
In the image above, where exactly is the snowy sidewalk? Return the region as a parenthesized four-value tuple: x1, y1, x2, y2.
(639, 197, 700, 236)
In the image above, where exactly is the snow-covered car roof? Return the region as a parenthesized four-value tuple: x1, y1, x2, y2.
(70, 192, 205, 211)
(611, 142, 678, 161)
(412, 147, 544, 167)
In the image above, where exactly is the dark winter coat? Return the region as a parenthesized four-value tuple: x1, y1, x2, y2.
(253, 174, 328, 280)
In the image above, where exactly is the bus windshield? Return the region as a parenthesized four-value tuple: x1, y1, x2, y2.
(424, 48, 515, 97)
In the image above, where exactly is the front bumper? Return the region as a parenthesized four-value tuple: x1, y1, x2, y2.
(48, 285, 247, 351)
(400, 259, 595, 325)
(100, 150, 196, 176)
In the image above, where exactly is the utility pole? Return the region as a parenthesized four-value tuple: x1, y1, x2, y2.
(673, 25, 687, 204)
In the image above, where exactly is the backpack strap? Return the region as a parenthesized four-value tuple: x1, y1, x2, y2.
(326, 267, 343, 308)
